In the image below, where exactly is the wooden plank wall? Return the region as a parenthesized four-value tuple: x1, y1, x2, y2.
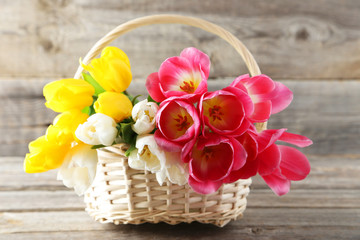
(1, 0, 360, 80)
(1, 0, 360, 157)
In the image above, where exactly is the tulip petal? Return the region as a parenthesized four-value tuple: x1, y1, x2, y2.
(270, 82, 293, 114)
(278, 145, 311, 181)
(190, 140, 234, 182)
(226, 157, 258, 181)
(156, 170, 167, 186)
(159, 56, 193, 91)
(94, 92, 132, 123)
(231, 138, 247, 171)
(154, 130, 183, 152)
(257, 144, 281, 176)
(226, 133, 259, 181)
(156, 99, 200, 143)
(230, 74, 250, 88)
(253, 129, 287, 152)
(180, 47, 211, 79)
(101, 46, 130, 68)
(181, 139, 196, 163)
(279, 132, 313, 147)
(200, 87, 253, 137)
(262, 169, 291, 196)
(249, 100, 272, 122)
(241, 74, 276, 95)
(222, 86, 254, 116)
(146, 72, 165, 102)
(128, 149, 146, 170)
(188, 175, 223, 194)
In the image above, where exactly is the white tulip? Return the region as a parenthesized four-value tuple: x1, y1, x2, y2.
(75, 113, 117, 146)
(128, 134, 188, 186)
(128, 134, 166, 173)
(163, 151, 188, 186)
(131, 99, 159, 135)
(156, 164, 188, 186)
(57, 143, 98, 196)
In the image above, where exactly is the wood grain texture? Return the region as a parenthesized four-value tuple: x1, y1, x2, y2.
(1, 227, 360, 240)
(0, 0, 360, 79)
(1, 209, 359, 235)
(1, 79, 359, 156)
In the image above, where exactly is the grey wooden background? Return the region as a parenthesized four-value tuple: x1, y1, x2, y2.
(1, 0, 359, 239)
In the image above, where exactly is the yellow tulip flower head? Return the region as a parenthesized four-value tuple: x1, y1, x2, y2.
(24, 131, 72, 173)
(82, 47, 132, 93)
(43, 79, 95, 113)
(23, 110, 89, 174)
(94, 92, 133, 122)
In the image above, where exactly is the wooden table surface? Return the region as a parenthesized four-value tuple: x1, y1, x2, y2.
(1, 1, 360, 239)
(1, 80, 359, 239)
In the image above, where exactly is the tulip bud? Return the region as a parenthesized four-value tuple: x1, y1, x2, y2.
(82, 47, 132, 93)
(94, 92, 132, 123)
(75, 113, 117, 146)
(131, 99, 159, 134)
(43, 79, 95, 113)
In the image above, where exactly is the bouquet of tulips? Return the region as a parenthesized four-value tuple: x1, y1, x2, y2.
(24, 46, 312, 196)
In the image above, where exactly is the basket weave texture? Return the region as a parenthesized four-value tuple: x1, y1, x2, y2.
(84, 144, 252, 227)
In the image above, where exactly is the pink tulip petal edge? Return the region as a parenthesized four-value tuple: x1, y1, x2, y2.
(230, 74, 294, 116)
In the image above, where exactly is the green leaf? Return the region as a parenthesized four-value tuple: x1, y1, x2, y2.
(91, 144, 106, 149)
(130, 95, 141, 106)
(124, 92, 141, 106)
(120, 122, 137, 145)
(121, 117, 134, 124)
(147, 95, 160, 105)
(82, 73, 105, 96)
(81, 106, 90, 114)
(88, 105, 96, 116)
(125, 145, 137, 157)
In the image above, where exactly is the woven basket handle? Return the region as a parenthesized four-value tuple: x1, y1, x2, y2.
(73, 14, 266, 131)
(74, 14, 261, 79)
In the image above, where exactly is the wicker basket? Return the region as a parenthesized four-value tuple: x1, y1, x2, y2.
(76, 15, 267, 227)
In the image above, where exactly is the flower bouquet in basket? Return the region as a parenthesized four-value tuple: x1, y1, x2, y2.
(24, 15, 312, 227)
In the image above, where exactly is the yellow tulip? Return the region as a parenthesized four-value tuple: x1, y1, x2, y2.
(24, 110, 89, 174)
(24, 132, 71, 173)
(51, 110, 89, 143)
(43, 79, 95, 112)
(94, 92, 132, 122)
(82, 47, 132, 93)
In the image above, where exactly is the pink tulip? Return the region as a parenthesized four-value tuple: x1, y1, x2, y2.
(230, 74, 293, 119)
(261, 144, 312, 196)
(199, 86, 254, 137)
(146, 47, 210, 102)
(229, 127, 312, 196)
(154, 97, 201, 152)
(183, 133, 247, 194)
